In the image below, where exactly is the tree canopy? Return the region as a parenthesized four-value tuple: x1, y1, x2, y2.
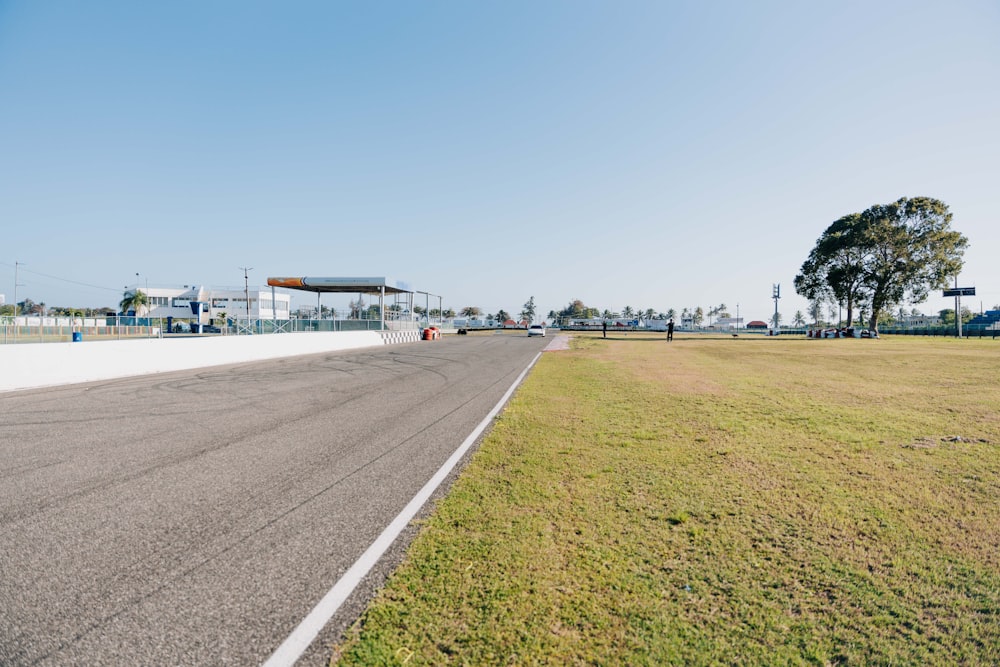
(459, 306, 482, 318)
(119, 289, 148, 316)
(794, 213, 869, 327)
(795, 197, 967, 333)
(519, 296, 536, 324)
(554, 299, 593, 323)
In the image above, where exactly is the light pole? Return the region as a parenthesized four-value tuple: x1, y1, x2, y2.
(736, 303, 740, 334)
(136, 272, 149, 333)
(239, 267, 253, 334)
(13, 261, 19, 320)
(13, 261, 23, 342)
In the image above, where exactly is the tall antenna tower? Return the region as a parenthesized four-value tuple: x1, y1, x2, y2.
(772, 283, 781, 330)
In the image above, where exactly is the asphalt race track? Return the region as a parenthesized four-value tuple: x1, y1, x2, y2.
(0, 334, 550, 666)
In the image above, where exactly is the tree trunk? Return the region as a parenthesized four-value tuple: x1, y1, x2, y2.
(869, 297, 888, 334)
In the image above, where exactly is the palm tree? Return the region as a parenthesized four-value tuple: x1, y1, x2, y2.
(119, 289, 147, 316)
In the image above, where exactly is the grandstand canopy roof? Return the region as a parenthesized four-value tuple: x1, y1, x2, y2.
(266, 276, 412, 295)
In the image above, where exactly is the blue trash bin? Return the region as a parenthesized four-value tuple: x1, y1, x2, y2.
(72, 332, 83, 342)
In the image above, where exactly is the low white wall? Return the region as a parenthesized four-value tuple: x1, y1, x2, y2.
(0, 332, 392, 393)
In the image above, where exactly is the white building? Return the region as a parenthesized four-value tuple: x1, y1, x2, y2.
(714, 317, 743, 330)
(139, 285, 291, 324)
(900, 314, 942, 327)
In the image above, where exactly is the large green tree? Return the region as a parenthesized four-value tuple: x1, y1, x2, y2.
(794, 213, 869, 327)
(556, 299, 599, 322)
(858, 198, 967, 333)
(796, 197, 967, 333)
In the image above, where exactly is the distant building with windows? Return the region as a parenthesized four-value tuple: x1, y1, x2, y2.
(899, 314, 941, 327)
(714, 317, 743, 330)
(137, 285, 291, 324)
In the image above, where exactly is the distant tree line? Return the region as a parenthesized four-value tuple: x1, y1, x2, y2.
(0, 298, 116, 317)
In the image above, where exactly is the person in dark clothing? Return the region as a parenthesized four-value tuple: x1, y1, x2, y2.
(603, 320, 607, 338)
(667, 318, 674, 342)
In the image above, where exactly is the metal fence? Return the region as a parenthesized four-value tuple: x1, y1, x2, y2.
(0, 316, 160, 344)
(0, 315, 422, 344)
(279, 318, 421, 333)
(877, 325, 999, 338)
(9, 314, 990, 343)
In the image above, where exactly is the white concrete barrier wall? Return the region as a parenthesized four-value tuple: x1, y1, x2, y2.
(0, 332, 397, 393)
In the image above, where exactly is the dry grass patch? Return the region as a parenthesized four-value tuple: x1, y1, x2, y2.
(333, 335, 1000, 666)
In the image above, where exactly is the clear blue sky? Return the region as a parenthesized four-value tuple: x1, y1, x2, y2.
(2, 1, 998, 323)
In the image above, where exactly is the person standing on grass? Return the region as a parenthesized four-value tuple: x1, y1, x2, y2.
(603, 319, 607, 339)
(667, 317, 674, 342)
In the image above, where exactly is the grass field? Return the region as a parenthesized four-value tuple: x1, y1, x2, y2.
(332, 334, 1000, 666)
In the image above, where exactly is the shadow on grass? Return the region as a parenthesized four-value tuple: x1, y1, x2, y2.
(581, 334, 801, 343)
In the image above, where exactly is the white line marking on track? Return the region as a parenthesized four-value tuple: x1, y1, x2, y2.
(262, 351, 544, 667)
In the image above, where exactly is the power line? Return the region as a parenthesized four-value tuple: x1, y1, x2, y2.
(0, 261, 121, 293)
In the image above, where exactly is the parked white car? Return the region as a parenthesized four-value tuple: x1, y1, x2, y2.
(527, 324, 546, 337)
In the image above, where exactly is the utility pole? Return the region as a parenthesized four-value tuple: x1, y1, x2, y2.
(14, 261, 20, 320)
(13, 261, 23, 342)
(240, 267, 253, 335)
(136, 271, 148, 333)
